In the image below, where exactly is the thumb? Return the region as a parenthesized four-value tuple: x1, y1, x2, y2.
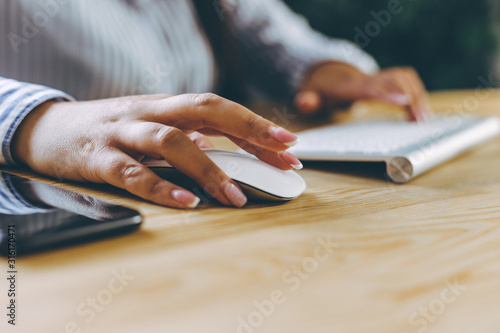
(294, 90, 323, 115)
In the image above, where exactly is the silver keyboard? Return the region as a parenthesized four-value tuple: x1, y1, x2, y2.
(289, 116, 500, 183)
(291, 118, 472, 155)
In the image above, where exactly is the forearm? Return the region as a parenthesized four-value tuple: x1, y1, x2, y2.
(229, 0, 379, 98)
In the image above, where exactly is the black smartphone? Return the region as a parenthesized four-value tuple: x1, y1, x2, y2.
(0, 172, 142, 255)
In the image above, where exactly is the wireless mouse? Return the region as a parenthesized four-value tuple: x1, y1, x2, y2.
(142, 149, 306, 201)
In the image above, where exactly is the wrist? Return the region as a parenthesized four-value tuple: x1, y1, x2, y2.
(11, 100, 62, 165)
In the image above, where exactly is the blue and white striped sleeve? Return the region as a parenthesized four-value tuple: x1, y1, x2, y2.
(0, 77, 75, 165)
(229, 0, 379, 98)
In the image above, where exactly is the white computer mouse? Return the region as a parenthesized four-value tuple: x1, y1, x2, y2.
(142, 149, 306, 201)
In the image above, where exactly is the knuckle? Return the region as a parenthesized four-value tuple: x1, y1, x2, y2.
(246, 114, 263, 132)
(81, 147, 113, 181)
(154, 126, 185, 146)
(148, 179, 166, 199)
(120, 163, 144, 184)
(193, 93, 223, 108)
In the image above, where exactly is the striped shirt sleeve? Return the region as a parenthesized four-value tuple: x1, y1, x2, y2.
(229, 0, 379, 98)
(0, 77, 75, 165)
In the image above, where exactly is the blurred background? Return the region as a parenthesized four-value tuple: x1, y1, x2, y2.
(284, 0, 500, 91)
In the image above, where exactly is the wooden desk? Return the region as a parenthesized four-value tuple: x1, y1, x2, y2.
(1, 90, 500, 333)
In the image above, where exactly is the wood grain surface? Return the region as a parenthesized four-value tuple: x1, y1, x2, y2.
(1, 90, 499, 333)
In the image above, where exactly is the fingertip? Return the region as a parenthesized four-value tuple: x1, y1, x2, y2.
(223, 181, 247, 208)
(407, 108, 421, 123)
(295, 91, 321, 114)
(410, 106, 434, 123)
(419, 111, 430, 122)
(171, 189, 201, 209)
(279, 151, 303, 170)
(198, 140, 214, 149)
(188, 132, 214, 149)
(418, 109, 436, 122)
(388, 94, 412, 105)
(269, 127, 298, 147)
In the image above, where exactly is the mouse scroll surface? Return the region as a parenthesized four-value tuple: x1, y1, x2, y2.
(143, 149, 306, 201)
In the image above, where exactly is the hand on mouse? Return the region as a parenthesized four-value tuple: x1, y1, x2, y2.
(11, 93, 301, 209)
(294, 61, 433, 122)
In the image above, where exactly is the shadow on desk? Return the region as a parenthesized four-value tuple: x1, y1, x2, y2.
(303, 161, 390, 183)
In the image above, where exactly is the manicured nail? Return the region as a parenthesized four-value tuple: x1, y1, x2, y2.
(270, 127, 299, 147)
(389, 94, 411, 105)
(223, 182, 247, 208)
(420, 111, 430, 122)
(414, 109, 432, 122)
(279, 151, 303, 170)
(296, 92, 316, 107)
(295, 93, 320, 114)
(424, 110, 435, 121)
(172, 189, 200, 209)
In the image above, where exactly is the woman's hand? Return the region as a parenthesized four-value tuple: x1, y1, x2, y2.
(11, 93, 301, 209)
(294, 61, 433, 122)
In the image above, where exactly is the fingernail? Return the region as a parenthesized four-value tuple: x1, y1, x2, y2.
(172, 189, 200, 209)
(390, 94, 411, 105)
(296, 93, 314, 107)
(223, 182, 247, 208)
(414, 109, 432, 122)
(270, 127, 299, 147)
(420, 112, 430, 122)
(279, 151, 303, 170)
